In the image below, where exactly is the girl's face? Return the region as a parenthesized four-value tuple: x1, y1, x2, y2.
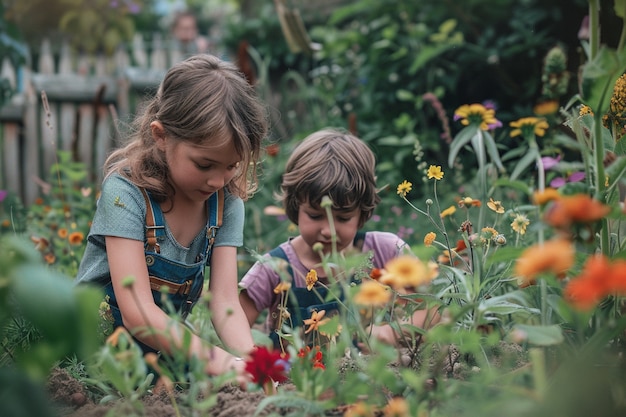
(297, 201, 361, 256)
(157, 129, 241, 204)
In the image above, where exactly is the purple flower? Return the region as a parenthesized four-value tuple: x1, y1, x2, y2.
(0, 190, 7, 202)
(541, 155, 561, 170)
(550, 171, 585, 188)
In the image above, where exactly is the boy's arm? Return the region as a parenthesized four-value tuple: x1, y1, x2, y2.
(239, 289, 261, 327)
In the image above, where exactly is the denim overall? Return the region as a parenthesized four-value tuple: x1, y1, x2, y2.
(269, 231, 365, 348)
(103, 188, 223, 353)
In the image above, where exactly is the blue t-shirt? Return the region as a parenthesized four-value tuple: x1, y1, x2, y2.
(75, 173, 244, 286)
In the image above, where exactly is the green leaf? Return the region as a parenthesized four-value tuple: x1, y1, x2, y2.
(509, 146, 538, 181)
(513, 324, 564, 346)
(481, 130, 505, 172)
(448, 125, 479, 168)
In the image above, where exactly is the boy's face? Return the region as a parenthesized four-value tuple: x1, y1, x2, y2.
(297, 201, 361, 255)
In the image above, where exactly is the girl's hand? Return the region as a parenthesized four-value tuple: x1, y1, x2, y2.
(204, 347, 251, 389)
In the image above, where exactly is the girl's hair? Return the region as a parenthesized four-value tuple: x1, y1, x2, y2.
(279, 128, 381, 228)
(105, 54, 267, 202)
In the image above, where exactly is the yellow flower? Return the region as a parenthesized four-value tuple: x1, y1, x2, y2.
(509, 117, 549, 138)
(579, 104, 594, 116)
(354, 280, 391, 307)
(440, 205, 457, 218)
(479, 227, 498, 245)
(303, 310, 329, 334)
(423, 232, 436, 246)
(379, 255, 437, 290)
(511, 213, 530, 235)
(487, 198, 505, 214)
(454, 103, 501, 131)
(426, 165, 444, 180)
(305, 269, 318, 291)
(396, 180, 412, 197)
(273, 282, 292, 294)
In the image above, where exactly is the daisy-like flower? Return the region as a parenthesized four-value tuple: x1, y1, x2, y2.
(353, 280, 391, 307)
(458, 196, 481, 208)
(479, 227, 499, 245)
(305, 269, 318, 291)
(510, 213, 530, 235)
(440, 205, 457, 218)
(396, 180, 412, 197)
(563, 255, 613, 311)
(487, 198, 505, 214)
(303, 310, 329, 334)
(533, 99, 559, 116)
(379, 255, 438, 290)
(423, 232, 436, 246)
(273, 282, 292, 294)
(514, 238, 575, 286)
(58, 228, 68, 239)
(543, 193, 611, 229)
(244, 346, 290, 385)
(454, 103, 502, 131)
(426, 165, 444, 180)
(509, 117, 550, 138)
(579, 104, 594, 116)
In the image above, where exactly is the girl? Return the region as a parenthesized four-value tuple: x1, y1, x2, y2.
(76, 54, 267, 381)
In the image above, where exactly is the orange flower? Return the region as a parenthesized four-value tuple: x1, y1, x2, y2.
(458, 196, 481, 208)
(514, 238, 575, 286)
(303, 310, 329, 334)
(57, 228, 68, 239)
(370, 268, 384, 280)
(564, 256, 626, 310)
(544, 194, 611, 228)
(423, 232, 436, 246)
(533, 188, 561, 205)
(563, 256, 612, 310)
(68, 231, 84, 245)
(383, 397, 409, 417)
(44, 253, 56, 264)
(1, 219, 10, 228)
(353, 280, 391, 307)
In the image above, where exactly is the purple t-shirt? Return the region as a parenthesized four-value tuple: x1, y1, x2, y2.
(239, 231, 407, 330)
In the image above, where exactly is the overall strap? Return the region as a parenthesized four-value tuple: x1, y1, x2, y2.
(140, 188, 166, 253)
(269, 231, 368, 281)
(206, 189, 224, 247)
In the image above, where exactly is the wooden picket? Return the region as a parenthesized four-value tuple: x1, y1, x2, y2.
(0, 34, 188, 205)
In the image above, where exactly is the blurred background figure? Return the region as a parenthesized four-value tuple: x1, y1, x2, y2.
(170, 10, 210, 55)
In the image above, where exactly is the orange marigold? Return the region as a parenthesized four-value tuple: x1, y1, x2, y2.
(544, 194, 611, 228)
(514, 238, 575, 286)
(68, 231, 84, 245)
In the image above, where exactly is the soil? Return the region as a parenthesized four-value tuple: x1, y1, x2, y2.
(42, 343, 527, 416)
(45, 367, 278, 417)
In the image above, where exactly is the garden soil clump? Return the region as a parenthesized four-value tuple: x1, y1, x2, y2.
(46, 367, 274, 417)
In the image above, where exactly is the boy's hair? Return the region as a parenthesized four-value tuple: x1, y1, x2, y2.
(279, 128, 381, 228)
(105, 54, 267, 202)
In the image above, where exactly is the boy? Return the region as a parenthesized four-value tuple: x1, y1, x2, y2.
(239, 128, 436, 348)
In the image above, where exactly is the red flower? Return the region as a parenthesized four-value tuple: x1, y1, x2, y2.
(244, 346, 290, 385)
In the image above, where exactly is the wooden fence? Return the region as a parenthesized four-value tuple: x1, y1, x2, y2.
(0, 33, 224, 205)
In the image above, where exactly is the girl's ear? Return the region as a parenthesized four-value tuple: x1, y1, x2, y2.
(150, 121, 167, 150)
